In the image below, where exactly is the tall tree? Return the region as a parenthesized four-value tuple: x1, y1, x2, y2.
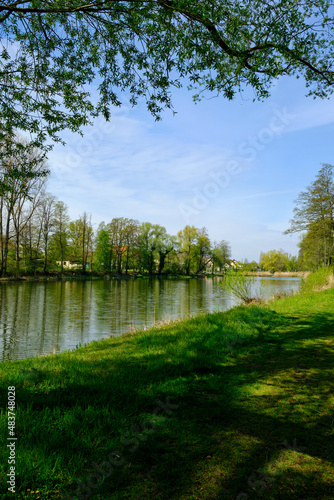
(194, 228, 211, 274)
(137, 222, 166, 274)
(0, 136, 49, 274)
(80, 212, 93, 272)
(68, 213, 93, 271)
(156, 232, 178, 275)
(107, 217, 129, 273)
(122, 219, 139, 275)
(1, 1, 334, 139)
(95, 222, 111, 272)
(211, 240, 231, 274)
(36, 193, 57, 273)
(52, 201, 70, 271)
(285, 164, 334, 267)
(177, 225, 199, 275)
(297, 231, 326, 270)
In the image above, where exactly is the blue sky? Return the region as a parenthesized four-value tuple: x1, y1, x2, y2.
(47, 75, 334, 262)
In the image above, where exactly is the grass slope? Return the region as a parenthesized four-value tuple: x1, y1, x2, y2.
(0, 289, 333, 499)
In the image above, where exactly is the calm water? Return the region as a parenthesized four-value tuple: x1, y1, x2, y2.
(0, 277, 301, 361)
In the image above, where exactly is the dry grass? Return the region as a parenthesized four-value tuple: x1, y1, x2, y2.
(273, 271, 310, 278)
(247, 271, 311, 278)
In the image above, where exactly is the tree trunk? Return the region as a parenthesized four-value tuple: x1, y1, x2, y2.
(158, 251, 165, 274)
(149, 250, 154, 275)
(82, 220, 86, 272)
(3, 209, 12, 275)
(15, 230, 20, 272)
(0, 198, 4, 274)
(125, 247, 129, 275)
(117, 252, 122, 274)
(43, 237, 48, 273)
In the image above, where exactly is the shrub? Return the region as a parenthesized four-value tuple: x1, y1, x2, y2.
(220, 271, 261, 304)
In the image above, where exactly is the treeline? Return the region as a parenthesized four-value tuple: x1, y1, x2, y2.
(0, 192, 232, 275)
(0, 141, 231, 276)
(237, 250, 300, 274)
(94, 221, 231, 276)
(285, 163, 334, 270)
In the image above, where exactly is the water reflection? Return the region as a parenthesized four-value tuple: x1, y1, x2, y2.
(0, 277, 300, 361)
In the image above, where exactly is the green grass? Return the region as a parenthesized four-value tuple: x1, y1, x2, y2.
(300, 266, 334, 293)
(0, 289, 333, 499)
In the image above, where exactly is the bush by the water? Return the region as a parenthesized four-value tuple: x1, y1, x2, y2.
(221, 271, 261, 304)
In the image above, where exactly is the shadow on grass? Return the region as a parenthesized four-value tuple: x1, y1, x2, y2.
(0, 303, 333, 499)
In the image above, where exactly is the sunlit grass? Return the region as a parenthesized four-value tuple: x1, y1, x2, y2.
(0, 289, 333, 499)
(300, 266, 334, 293)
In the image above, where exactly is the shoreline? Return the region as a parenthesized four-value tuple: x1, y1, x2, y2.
(0, 271, 309, 282)
(245, 270, 309, 277)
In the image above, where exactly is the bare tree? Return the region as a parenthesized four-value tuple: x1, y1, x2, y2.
(0, 136, 49, 274)
(36, 193, 58, 273)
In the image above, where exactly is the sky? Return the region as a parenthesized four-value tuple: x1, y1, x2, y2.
(47, 75, 334, 262)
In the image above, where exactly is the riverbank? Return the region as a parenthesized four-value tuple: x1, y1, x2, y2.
(0, 288, 333, 499)
(0, 272, 215, 282)
(0, 271, 135, 282)
(0, 270, 309, 282)
(246, 271, 309, 278)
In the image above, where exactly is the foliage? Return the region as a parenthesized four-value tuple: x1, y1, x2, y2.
(242, 259, 258, 272)
(94, 225, 111, 272)
(177, 225, 198, 275)
(260, 248, 298, 273)
(177, 225, 212, 275)
(285, 164, 334, 269)
(221, 270, 260, 304)
(137, 222, 168, 274)
(68, 213, 93, 270)
(297, 231, 325, 271)
(193, 228, 211, 274)
(1, 1, 334, 140)
(211, 240, 231, 273)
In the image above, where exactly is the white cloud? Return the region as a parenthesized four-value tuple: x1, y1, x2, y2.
(287, 98, 334, 132)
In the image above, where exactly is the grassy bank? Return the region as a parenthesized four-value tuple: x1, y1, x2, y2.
(0, 289, 333, 499)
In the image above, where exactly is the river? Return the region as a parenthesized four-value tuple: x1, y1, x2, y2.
(0, 277, 301, 361)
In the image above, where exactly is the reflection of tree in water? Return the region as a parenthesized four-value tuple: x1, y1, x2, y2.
(0, 278, 301, 360)
(0, 284, 19, 360)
